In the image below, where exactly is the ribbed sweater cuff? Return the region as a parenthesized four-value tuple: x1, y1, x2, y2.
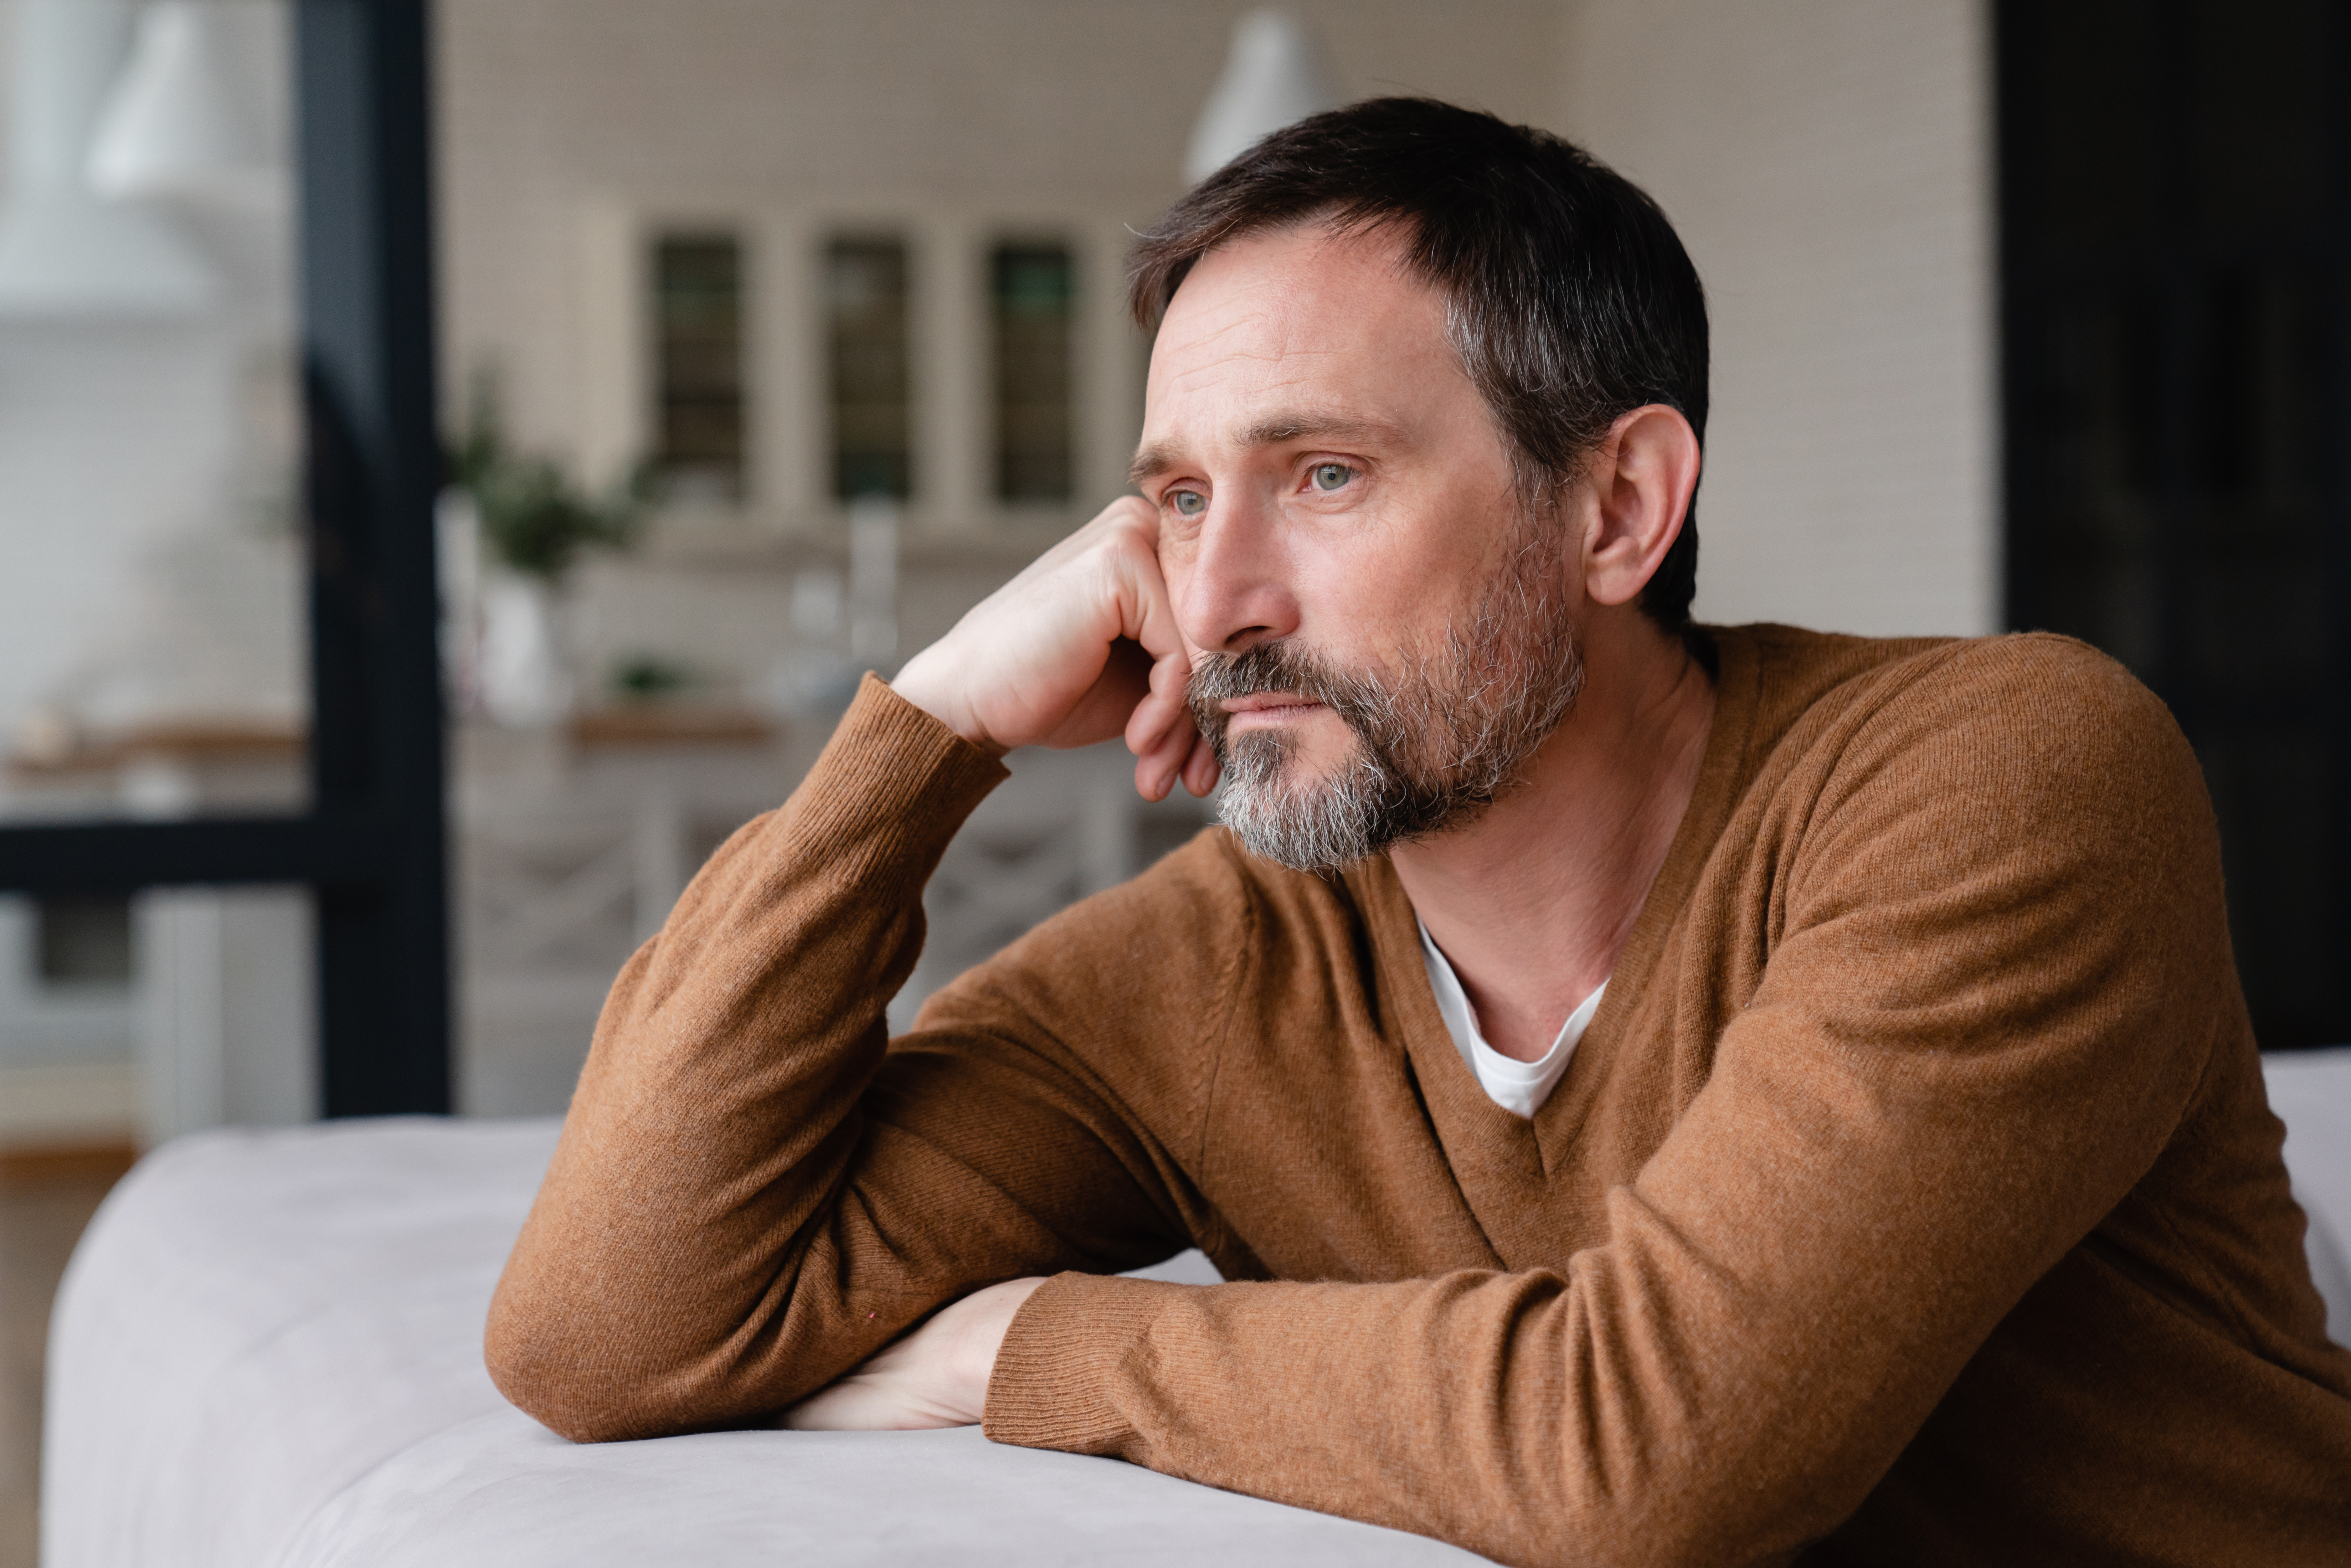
(793, 673, 1010, 856)
(982, 1271, 1181, 1455)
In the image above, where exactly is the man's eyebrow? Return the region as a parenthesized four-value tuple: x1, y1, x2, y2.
(1128, 414, 1402, 488)
(1129, 442, 1184, 487)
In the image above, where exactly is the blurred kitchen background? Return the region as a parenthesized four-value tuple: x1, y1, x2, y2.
(0, 0, 2013, 1151)
(1, 1, 2346, 1552)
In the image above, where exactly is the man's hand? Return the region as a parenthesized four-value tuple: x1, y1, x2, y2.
(890, 496, 1219, 802)
(779, 1277, 1047, 1431)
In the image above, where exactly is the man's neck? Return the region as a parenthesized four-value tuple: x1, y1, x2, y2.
(1389, 615, 1716, 1063)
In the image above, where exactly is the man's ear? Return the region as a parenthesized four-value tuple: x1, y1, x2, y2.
(1582, 405, 1701, 609)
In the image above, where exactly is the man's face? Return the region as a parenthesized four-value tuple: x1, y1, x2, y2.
(1135, 222, 1585, 871)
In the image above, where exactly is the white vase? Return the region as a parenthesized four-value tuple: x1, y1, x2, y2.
(478, 575, 572, 729)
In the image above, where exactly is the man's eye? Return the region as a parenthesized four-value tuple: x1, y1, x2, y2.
(1168, 489, 1207, 517)
(1310, 463, 1354, 492)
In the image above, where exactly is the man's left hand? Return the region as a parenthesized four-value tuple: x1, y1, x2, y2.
(779, 1277, 1047, 1430)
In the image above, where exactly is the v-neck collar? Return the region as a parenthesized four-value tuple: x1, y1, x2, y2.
(1345, 627, 1764, 1260)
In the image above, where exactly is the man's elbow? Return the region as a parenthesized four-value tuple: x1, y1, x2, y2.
(483, 1281, 705, 1444)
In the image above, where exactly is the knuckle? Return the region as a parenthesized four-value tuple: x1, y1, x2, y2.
(1100, 507, 1147, 545)
(1088, 494, 1146, 533)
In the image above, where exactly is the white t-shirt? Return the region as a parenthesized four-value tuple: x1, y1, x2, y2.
(1417, 920, 1606, 1119)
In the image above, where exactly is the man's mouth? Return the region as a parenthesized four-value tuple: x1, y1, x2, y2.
(1221, 693, 1330, 732)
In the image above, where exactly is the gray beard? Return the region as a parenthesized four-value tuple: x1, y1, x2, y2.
(1186, 525, 1584, 875)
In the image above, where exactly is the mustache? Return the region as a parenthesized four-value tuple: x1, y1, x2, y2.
(1184, 642, 1391, 753)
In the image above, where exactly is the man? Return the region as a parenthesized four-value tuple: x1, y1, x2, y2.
(488, 100, 2351, 1563)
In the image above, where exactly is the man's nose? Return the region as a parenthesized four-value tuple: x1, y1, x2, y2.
(1176, 493, 1300, 656)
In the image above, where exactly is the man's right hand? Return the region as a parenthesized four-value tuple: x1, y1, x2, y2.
(890, 496, 1219, 802)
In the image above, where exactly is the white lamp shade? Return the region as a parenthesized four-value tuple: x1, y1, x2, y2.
(0, 0, 216, 315)
(90, 0, 288, 208)
(1183, 10, 1345, 184)
(88, 0, 286, 208)
(11, 0, 138, 192)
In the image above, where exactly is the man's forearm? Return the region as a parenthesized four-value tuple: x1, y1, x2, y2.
(977, 1253, 1932, 1568)
(485, 676, 1010, 1442)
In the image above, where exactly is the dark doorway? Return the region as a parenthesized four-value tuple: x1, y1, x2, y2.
(2000, 0, 2351, 1048)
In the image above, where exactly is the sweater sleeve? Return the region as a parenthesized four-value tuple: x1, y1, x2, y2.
(982, 637, 2236, 1568)
(485, 675, 1202, 1442)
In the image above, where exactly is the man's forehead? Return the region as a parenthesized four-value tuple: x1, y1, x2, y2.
(1156, 225, 1427, 355)
(1136, 229, 1454, 477)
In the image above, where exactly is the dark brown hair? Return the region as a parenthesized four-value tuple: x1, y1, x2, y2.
(1129, 97, 1709, 635)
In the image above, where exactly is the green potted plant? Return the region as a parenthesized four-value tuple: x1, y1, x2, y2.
(446, 383, 651, 727)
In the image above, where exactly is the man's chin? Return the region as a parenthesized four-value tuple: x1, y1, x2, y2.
(1232, 713, 1358, 772)
(1217, 722, 1519, 872)
(1216, 737, 1387, 873)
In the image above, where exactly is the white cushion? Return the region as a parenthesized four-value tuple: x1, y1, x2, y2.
(2262, 1047, 2351, 1342)
(40, 1117, 1476, 1567)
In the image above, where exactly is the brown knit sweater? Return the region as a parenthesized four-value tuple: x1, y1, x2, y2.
(487, 624, 2351, 1566)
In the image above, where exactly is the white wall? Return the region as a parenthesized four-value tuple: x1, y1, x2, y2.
(1554, 0, 1998, 637)
(0, 324, 302, 750)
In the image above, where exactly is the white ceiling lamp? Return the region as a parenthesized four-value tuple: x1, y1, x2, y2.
(0, 0, 214, 317)
(1183, 9, 1345, 185)
(89, 0, 287, 209)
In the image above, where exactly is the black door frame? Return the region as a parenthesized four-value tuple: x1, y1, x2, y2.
(0, 0, 450, 1116)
